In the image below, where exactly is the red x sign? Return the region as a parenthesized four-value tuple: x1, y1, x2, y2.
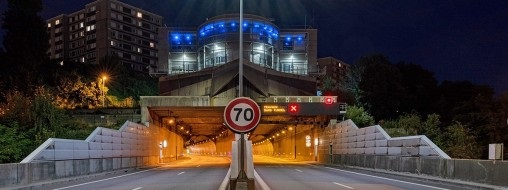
(288, 103, 299, 114)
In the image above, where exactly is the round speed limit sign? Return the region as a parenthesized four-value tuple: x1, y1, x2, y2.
(223, 97, 261, 133)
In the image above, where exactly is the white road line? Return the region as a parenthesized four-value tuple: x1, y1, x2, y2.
(53, 169, 155, 190)
(132, 187, 143, 190)
(325, 167, 449, 190)
(295, 169, 303, 172)
(333, 182, 354, 189)
(177, 172, 185, 175)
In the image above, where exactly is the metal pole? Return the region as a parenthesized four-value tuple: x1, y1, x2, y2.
(294, 125, 297, 159)
(240, 133, 246, 180)
(239, 0, 243, 97)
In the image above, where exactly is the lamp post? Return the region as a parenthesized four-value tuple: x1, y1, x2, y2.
(101, 76, 107, 107)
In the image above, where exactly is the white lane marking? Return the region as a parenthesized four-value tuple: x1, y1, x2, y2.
(132, 187, 143, 190)
(177, 172, 185, 175)
(53, 168, 156, 190)
(295, 169, 303, 172)
(333, 182, 354, 189)
(325, 167, 449, 190)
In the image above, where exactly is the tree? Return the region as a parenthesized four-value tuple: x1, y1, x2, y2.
(444, 122, 481, 159)
(345, 105, 375, 127)
(339, 62, 365, 106)
(0, 123, 33, 163)
(396, 62, 439, 116)
(1, 0, 49, 94)
(358, 54, 406, 121)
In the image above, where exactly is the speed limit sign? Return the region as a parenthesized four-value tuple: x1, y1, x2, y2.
(224, 97, 261, 133)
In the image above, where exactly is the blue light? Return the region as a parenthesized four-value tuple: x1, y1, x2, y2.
(286, 37, 291, 41)
(175, 36, 180, 40)
(254, 24, 259, 28)
(186, 36, 190, 40)
(219, 24, 224, 27)
(243, 22, 248, 27)
(231, 22, 236, 27)
(201, 32, 205, 36)
(297, 37, 302, 41)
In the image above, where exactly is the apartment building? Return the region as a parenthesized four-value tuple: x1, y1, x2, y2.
(46, 0, 162, 72)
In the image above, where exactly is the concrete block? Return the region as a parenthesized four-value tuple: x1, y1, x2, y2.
(89, 142, 102, 150)
(365, 141, 376, 148)
(341, 133, 347, 138)
(348, 142, 356, 148)
(356, 135, 366, 142)
(388, 139, 403, 147)
(90, 135, 101, 142)
(72, 160, 89, 176)
(365, 148, 375, 155)
(375, 147, 388, 155)
(348, 130, 356, 137)
(101, 143, 113, 150)
(113, 144, 122, 150)
(375, 132, 387, 140)
(348, 136, 356, 143)
(122, 132, 132, 139)
(388, 147, 402, 155)
(375, 140, 387, 147)
(39, 150, 56, 160)
(89, 150, 102, 158)
(54, 141, 74, 150)
(402, 138, 423, 147)
(55, 161, 66, 178)
(55, 150, 74, 160)
(347, 149, 355, 154)
(365, 126, 376, 134)
(112, 136, 122, 144)
(418, 146, 435, 156)
(365, 134, 376, 141)
(102, 128, 112, 136)
(401, 147, 419, 156)
(122, 144, 131, 150)
(0, 164, 18, 186)
(30, 162, 56, 182)
(73, 150, 90, 159)
(355, 148, 365, 154)
(74, 141, 89, 150)
(357, 128, 366, 135)
(356, 141, 365, 148)
(112, 131, 122, 137)
(101, 136, 113, 143)
(400, 157, 419, 173)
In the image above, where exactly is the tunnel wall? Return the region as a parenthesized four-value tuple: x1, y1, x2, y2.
(254, 125, 317, 161)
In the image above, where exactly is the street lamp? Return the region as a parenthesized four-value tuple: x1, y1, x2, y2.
(101, 76, 107, 107)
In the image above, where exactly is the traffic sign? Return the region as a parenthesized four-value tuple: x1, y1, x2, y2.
(224, 97, 261, 133)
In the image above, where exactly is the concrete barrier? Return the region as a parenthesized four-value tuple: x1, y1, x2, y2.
(326, 154, 508, 187)
(0, 156, 158, 188)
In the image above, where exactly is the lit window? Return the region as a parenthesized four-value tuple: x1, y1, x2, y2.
(47, 23, 51, 28)
(79, 22, 84, 28)
(80, 57, 85, 62)
(80, 31, 84, 37)
(55, 19, 60, 25)
(137, 12, 142, 18)
(137, 48, 141, 53)
(110, 41, 115, 46)
(86, 26, 90, 31)
(149, 42, 154, 48)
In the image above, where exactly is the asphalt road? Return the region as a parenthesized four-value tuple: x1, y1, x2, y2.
(48, 156, 230, 190)
(254, 156, 486, 190)
(41, 155, 491, 190)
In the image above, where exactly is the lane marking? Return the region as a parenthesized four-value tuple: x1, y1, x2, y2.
(132, 187, 143, 190)
(295, 169, 303, 172)
(333, 182, 354, 189)
(53, 169, 156, 190)
(177, 172, 185, 175)
(196, 165, 201, 167)
(325, 167, 449, 190)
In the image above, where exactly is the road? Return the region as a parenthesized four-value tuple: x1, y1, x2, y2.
(45, 155, 486, 190)
(254, 155, 484, 190)
(48, 155, 230, 190)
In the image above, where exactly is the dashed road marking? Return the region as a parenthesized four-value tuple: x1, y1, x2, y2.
(177, 172, 185, 175)
(333, 182, 354, 189)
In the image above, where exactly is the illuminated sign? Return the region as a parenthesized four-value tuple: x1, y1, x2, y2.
(262, 105, 287, 114)
(325, 97, 333, 105)
(288, 103, 299, 114)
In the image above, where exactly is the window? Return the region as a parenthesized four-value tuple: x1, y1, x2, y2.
(55, 19, 60, 25)
(137, 47, 141, 53)
(111, 40, 115, 46)
(137, 12, 142, 18)
(79, 22, 84, 28)
(111, 3, 116, 9)
(47, 23, 51, 28)
(80, 31, 84, 37)
(86, 24, 95, 31)
(149, 42, 154, 48)
(89, 6, 96, 12)
(80, 57, 85, 63)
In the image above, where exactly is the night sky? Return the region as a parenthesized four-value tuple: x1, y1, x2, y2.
(1, 0, 507, 93)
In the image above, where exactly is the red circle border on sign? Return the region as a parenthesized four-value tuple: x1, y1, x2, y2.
(223, 97, 261, 133)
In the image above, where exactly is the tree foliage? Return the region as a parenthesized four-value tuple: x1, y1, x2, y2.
(345, 105, 374, 127)
(1, 0, 49, 94)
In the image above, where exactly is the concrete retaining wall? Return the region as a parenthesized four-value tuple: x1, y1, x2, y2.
(0, 156, 158, 187)
(325, 154, 508, 187)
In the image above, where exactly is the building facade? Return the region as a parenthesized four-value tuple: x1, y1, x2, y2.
(46, 0, 162, 72)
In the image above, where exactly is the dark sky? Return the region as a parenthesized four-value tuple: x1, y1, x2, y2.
(1, 0, 508, 93)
